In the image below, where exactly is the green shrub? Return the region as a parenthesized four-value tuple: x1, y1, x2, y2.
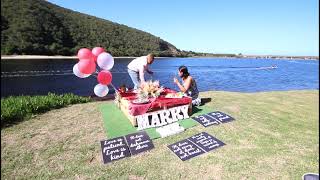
(1, 93, 91, 128)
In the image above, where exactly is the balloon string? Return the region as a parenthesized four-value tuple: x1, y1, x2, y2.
(110, 83, 119, 93)
(91, 73, 118, 93)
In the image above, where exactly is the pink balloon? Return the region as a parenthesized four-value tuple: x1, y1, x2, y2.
(77, 48, 93, 60)
(97, 70, 112, 85)
(92, 47, 105, 57)
(78, 59, 96, 74)
(73, 63, 91, 78)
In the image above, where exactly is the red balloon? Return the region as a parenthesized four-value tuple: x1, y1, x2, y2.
(78, 59, 96, 74)
(92, 47, 105, 56)
(77, 48, 93, 60)
(97, 70, 112, 85)
(92, 55, 98, 63)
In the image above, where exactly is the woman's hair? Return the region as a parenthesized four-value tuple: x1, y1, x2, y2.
(179, 65, 190, 78)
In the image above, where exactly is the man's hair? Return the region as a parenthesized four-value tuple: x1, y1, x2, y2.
(147, 53, 155, 59)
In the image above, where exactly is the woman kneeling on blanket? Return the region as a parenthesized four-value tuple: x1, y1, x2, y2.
(173, 66, 201, 106)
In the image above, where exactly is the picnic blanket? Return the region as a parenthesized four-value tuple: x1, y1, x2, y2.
(119, 88, 192, 116)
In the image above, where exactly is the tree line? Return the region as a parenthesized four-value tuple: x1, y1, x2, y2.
(1, 0, 236, 57)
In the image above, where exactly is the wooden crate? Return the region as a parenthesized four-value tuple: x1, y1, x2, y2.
(117, 97, 192, 127)
(118, 98, 137, 126)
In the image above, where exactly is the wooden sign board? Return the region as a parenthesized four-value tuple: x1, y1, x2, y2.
(188, 132, 225, 152)
(124, 131, 154, 155)
(191, 114, 221, 127)
(100, 136, 131, 164)
(192, 111, 234, 127)
(168, 132, 225, 161)
(100, 131, 154, 164)
(167, 139, 206, 161)
(207, 111, 234, 123)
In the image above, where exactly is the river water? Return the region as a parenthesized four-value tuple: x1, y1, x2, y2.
(1, 58, 319, 97)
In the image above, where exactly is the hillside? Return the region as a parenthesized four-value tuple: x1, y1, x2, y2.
(1, 0, 182, 57)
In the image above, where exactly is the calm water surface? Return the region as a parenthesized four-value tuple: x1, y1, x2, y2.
(1, 58, 319, 97)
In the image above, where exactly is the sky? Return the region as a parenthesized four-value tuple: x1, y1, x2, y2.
(47, 0, 319, 56)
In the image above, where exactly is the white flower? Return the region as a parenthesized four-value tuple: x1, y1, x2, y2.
(136, 80, 164, 100)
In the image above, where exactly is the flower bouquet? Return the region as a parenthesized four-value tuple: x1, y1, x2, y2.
(136, 80, 164, 102)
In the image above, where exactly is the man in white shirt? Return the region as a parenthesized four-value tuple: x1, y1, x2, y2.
(127, 54, 154, 90)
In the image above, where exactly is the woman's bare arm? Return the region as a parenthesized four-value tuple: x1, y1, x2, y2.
(174, 76, 192, 93)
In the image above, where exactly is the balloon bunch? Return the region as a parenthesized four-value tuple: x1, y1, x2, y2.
(73, 47, 114, 97)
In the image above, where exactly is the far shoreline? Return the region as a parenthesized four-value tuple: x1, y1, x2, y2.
(1, 55, 318, 61)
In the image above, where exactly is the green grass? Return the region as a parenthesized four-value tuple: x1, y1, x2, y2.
(1, 93, 91, 128)
(1, 90, 319, 179)
(99, 103, 202, 139)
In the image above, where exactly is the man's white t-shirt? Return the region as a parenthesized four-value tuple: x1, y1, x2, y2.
(127, 56, 149, 83)
(127, 56, 148, 72)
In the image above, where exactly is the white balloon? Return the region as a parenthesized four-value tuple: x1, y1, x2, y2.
(73, 63, 90, 78)
(97, 52, 114, 70)
(94, 83, 109, 97)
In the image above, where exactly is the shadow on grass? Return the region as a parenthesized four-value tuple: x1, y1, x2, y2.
(200, 98, 212, 106)
(192, 106, 202, 114)
(1, 114, 35, 129)
(1, 118, 27, 129)
(89, 94, 115, 101)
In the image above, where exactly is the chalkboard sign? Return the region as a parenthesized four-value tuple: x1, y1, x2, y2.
(168, 132, 225, 161)
(188, 132, 225, 152)
(192, 111, 235, 127)
(168, 139, 206, 161)
(207, 111, 234, 123)
(125, 131, 154, 155)
(191, 114, 222, 127)
(100, 136, 131, 164)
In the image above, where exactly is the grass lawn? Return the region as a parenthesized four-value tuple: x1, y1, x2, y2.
(1, 90, 319, 179)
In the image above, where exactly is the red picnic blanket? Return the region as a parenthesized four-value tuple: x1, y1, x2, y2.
(118, 88, 192, 116)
